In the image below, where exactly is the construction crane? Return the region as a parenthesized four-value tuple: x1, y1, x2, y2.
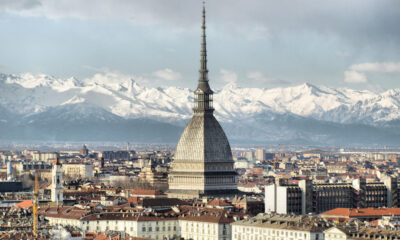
(33, 170, 39, 237)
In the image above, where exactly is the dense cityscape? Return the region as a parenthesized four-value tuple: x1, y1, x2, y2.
(1, 1, 400, 240)
(1, 145, 400, 239)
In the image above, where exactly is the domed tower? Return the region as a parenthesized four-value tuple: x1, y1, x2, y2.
(167, 5, 237, 199)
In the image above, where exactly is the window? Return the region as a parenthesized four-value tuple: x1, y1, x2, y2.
(142, 227, 146, 232)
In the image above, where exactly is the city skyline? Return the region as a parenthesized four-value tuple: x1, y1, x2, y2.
(0, 0, 400, 91)
(2, 2, 400, 239)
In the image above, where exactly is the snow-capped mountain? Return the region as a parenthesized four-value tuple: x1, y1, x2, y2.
(1, 72, 400, 145)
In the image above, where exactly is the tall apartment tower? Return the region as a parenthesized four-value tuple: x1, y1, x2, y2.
(255, 149, 266, 161)
(51, 158, 63, 205)
(384, 176, 399, 207)
(6, 160, 13, 181)
(167, 5, 237, 199)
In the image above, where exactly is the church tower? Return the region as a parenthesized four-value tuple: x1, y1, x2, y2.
(51, 157, 63, 205)
(167, 4, 238, 199)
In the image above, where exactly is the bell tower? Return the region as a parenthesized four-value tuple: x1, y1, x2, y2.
(51, 157, 63, 205)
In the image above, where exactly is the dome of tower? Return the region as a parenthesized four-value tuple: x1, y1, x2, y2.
(173, 114, 233, 163)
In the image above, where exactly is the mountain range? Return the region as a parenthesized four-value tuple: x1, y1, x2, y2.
(1, 72, 400, 145)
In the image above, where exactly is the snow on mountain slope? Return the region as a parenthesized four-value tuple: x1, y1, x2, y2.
(1, 72, 400, 126)
(4, 73, 83, 90)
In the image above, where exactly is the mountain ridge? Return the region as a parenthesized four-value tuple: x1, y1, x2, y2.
(1, 72, 400, 145)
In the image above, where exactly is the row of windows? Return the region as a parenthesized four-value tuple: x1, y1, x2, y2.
(142, 226, 176, 232)
(234, 228, 310, 239)
(234, 226, 309, 237)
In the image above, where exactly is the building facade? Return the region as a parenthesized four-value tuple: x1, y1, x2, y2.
(265, 177, 400, 214)
(41, 206, 236, 240)
(62, 163, 93, 179)
(255, 149, 266, 161)
(32, 152, 58, 162)
(232, 214, 328, 240)
(324, 226, 400, 240)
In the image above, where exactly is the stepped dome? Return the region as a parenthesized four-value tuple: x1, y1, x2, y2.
(174, 113, 234, 164)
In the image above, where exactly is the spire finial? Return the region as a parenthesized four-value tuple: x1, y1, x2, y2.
(199, 0, 208, 83)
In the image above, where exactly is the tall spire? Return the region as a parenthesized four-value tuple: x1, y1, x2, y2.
(199, 1, 208, 83)
(194, 1, 214, 113)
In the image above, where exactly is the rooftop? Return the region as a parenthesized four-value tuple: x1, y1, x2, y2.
(321, 208, 400, 218)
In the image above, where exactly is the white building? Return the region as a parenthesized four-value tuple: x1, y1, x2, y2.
(32, 152, 58, 162)
(41, 205, 237, 240)
(178, 209, 233, 240)
(232, 214, 328, 240)
(51, 158, 63, 204)
(264, 183, 302, 215)
(255, 149, 266, 161)
(324, 226, 400, 240)
(234, 158, 250, 169)
(62, 163, 93, 179)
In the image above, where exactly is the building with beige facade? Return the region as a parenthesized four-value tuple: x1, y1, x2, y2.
(62, 163, 93, 179)
(232, 214, 328, 240)
(32, 152, 58, 162)
(41, 205, 236, 240)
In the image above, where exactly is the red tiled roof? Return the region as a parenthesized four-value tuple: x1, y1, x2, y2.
(94, 233, 109, 240)
(85, 232, 97, 240)
(178, 206, 235, 223)
(208, 199, 231, 207)
(370, 219, 379, 226)
(15, 200, 33, 208)
(322, 208, 400, 217)
(40, 206, 91, 219)
(130, 189, 164, 195)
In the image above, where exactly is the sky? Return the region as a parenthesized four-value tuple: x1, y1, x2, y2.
(0, 0, 400, 91)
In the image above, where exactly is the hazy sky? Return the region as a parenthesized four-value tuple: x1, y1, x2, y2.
(0, 0, 400, 90)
